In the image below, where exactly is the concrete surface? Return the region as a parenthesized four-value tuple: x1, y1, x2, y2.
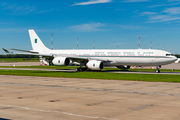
(1, 75, 180, 120)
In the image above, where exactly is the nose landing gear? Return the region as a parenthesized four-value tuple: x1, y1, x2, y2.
(155, 65, 161, 73)
(155, 69, 160, 73)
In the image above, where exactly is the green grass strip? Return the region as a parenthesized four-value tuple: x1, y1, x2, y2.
(0, 69, 180, 83)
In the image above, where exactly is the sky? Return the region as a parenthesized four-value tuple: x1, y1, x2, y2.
(0, 0, 180, 54)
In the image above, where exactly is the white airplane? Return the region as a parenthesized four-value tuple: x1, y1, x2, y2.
(3, 29, 177, 73)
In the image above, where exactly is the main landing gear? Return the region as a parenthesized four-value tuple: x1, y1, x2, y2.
(75, 67, 83, 72)
(75, 62, 91, 72)
(75, 67, 90, 72)
(155, 65, 161, 73)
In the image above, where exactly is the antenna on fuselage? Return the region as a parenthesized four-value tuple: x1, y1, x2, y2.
(106, 43, 108, 49)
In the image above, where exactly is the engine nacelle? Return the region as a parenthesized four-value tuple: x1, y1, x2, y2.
(86, 61, 104, 70)
(116, 65, 130, 69)
(52, 57, 70, 66)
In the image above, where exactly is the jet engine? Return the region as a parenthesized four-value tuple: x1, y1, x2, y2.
(52, 57, 70, 66)
(86, 61, 104, 70)
(116, 65, 131, 69)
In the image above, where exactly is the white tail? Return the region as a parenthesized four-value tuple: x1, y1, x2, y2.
(28, 29, 50, 51)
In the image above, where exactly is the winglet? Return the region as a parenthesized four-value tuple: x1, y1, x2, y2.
(2, 48, 10, 53)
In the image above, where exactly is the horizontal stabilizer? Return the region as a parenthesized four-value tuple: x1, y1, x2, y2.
(10, 48, 39, 54)
(12, 52, 52, 56)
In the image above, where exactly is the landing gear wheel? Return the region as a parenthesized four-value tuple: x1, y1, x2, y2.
(155, 69, 160, 73)
(75, 68, 80, 72)
(75, 68, 83, 72)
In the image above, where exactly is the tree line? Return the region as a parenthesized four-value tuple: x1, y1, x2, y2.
(0, 54, 39, 58)
(175, 54, 180, 58)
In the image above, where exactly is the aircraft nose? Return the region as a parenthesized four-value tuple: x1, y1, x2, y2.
(173, 56, 178, 61)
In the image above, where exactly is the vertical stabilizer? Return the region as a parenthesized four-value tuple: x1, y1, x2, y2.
(28, 29, 50, 51)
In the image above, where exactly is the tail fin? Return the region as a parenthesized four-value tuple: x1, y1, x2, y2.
(28, 29, 50, 51)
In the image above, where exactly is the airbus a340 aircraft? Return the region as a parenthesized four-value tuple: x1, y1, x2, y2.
(3, 29, 177, 73)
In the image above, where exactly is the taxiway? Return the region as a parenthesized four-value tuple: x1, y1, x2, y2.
(1, 75, 180, 120)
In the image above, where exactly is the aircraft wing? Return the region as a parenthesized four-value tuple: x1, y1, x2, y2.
(3, 48, 112, 62)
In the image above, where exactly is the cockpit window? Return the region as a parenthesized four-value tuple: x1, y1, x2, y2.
(166, 54, 174, 56)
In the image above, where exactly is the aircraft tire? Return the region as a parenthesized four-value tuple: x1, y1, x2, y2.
(75, 68, 80, 72)
(155, 69, 160, 73)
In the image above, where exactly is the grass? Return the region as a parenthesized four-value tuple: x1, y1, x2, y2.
(0, 58, 39, 62)
(0, 69, 180, 83)
(0, 65, 180, 83)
